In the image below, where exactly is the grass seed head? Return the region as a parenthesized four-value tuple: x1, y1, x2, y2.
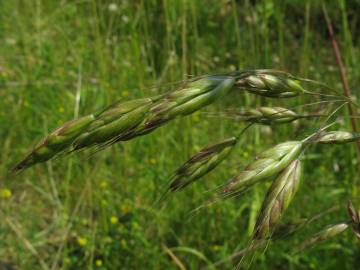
(73, 102, 152, 149)
(253, 159, 302, 239)
(91, 98, 153, 129)
(315, 131, 360, 144)
(165, 76, 235, 118)
(13, 76, 237, 171)
(120, 76, 236, 140)
(236, 107, 299, 125)
(168, 137, 237, 191)
(347, 200, 360, 241)
(296, 223, 349, 252)
(12, 114, 95, 171)
(165, 75, 228, 102)
(235, 70, 305, 98)
(221, 141, 303, 196)
(150, 76, 234, 117)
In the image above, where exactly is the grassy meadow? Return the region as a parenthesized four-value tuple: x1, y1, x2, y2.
(1, 0, 360, 269)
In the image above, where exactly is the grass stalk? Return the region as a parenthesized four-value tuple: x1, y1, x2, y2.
(322, 3, 360, 195)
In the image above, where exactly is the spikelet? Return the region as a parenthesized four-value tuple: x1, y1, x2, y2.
(236, 107, 300, 125)
(253, 160, 302, 239)
(168, 137, 237, 191)
(347, 200, 360, 241)
(315, 131, 360, 144)
(235, 70, 305, 98)
(12, 115, 95, 171)
(73, 99, 153, 149)
(221, 141, 303, 197)
(125, 76, 235, 138)
(296, 223, 349, 252)
(109, 76, 235, 142)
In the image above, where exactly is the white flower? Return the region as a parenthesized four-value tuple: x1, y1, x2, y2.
(108, 3, 118, 12)
(122, 15, 129, 23)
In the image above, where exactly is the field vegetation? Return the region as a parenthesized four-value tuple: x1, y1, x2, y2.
(1, 1, 360, 269)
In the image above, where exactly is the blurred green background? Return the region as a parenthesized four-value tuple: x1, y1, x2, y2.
(1, 0, 360, 269)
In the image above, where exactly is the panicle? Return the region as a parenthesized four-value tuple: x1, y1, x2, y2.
(13, 75, 236, 171)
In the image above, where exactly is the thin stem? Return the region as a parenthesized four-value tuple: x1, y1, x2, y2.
(235, 123, 253, 139)
(298, 78, 360, 108)
(322, 2, 360, 194)
(200, 99, 348, 121)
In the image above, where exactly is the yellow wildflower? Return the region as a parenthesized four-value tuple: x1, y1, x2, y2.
(121, 90, 129, 97)
(0, 71, 8, 78)
(0, 188, 12, 199)
(212, 245, 221, 251)
(110, 216, 118, 224)
(149, 158, 156, 165)
(77, 237, 87, 246)
(95, 259, 103, 267)
(100, 180, 108, 189)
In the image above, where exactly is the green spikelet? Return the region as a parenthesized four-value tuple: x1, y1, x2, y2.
(168, 137, 237, 191)
(253, 160, 302, 239)
(315, 131, 360, 144)
(296, 223, 349, 252)
(13, 76, 237, 171)
(221, 141, 303, 196)
(347, 200, 360, 241)
(234, 106, 320, 125)
(73, 101, 152, 149)
(91, 98, 153, 129)
(165, 76, 235, 118)
(12, 114, 95, 171)
(240, 107, 298, 124)
(119, 76, 236, 140)
(235, 70, 305, 98)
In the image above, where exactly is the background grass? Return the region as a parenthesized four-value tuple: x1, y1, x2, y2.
(1, 0, 360, 269)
